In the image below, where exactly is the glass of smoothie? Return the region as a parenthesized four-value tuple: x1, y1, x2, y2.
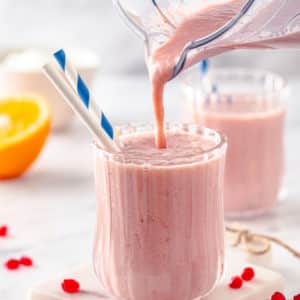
(93, 123, 227, 300)
(181, 68, 287, 217)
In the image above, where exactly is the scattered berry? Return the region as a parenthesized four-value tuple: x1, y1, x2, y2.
(294, 294, 300, 300)
(229, 276, 243, 289)
(61, 279, 80, 294)
(4, 259, 20, 270)
(241, 267, 255, 281)
(271, 292, 286, 300)
(0, 225, 8, 237)
(20, 256, 33, 267)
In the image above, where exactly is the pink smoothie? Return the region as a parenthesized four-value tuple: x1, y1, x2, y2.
(148, 0, 299, 148)
(94, 126, 227, 300)
(189, 95, 285, 213)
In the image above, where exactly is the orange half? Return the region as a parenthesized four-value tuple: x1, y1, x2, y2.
(0, 96, 51, 179)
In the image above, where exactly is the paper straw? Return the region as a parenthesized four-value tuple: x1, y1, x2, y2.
(43, 62, 120, 152)
(53, 49, 116, 142)
(199, 60, 213, 105)
(212, 84, 218, 93)
(227, 95, 233, 104)
(199, 61, 223, 104)
(200, 60, 208, 75)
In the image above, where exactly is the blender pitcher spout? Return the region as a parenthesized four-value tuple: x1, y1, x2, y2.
(171, 0, 256, 80)
(112, 0, 258, 80)
(171, 0, 300, 79)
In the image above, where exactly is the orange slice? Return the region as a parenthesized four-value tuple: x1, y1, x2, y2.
(0, 96, 51, 179)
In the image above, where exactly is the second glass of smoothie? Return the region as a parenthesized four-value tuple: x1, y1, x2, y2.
(181, 68, 287, 217)
(93, 123, 227, 300)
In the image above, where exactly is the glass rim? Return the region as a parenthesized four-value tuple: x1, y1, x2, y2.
(94, 122, 227, 167)
(181, 66, 288, 95)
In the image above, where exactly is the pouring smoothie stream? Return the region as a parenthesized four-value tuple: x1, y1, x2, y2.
(148, 0, 247, 148)
(113, 0, 300, 148)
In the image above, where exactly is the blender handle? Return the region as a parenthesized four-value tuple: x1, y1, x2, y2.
(112, 0, 175, 42)
(152, 0, 176, 29)
(112, 0, 148, 41)
(171, 0, 256, 80)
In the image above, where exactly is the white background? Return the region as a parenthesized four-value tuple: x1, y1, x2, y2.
(1, 1, 300, 299)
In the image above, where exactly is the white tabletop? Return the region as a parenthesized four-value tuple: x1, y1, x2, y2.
(1, 74, 300, 299)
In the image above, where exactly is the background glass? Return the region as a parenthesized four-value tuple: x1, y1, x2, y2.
(181, 68, 287, 217)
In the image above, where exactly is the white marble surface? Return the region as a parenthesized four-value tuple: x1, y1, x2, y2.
(29, 253, 284, 300)
(1, 74, 300, 299)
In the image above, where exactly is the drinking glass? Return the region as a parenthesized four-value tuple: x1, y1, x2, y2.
(181, 68, 287, 217)
(93, 123, 227, 300)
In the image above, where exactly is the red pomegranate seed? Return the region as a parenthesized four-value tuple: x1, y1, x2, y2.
(20, 256, 33, 267)
(4, 259, 20, 270)
(294, 294, 300, 300)
(61, 279, 80, 294)
(0, 225, 8, 237)
(271, 292, 286, 300)
(241, 267, 255, 281)
(229, 276, 243, 289)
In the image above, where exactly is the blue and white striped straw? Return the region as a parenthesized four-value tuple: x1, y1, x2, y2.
(53, 49, 115, 142)
(199, 61, 232, 104)
(43, 59, 119, 152)
(200, 60, 208, 75)
(200, 60, 212, 104)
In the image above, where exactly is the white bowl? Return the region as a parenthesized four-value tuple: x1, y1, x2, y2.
(0, 48, 100, 131)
